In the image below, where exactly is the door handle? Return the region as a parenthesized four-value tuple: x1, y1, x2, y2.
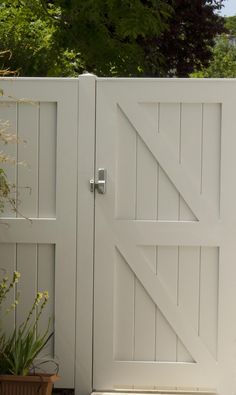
(90, 168, 106, 194)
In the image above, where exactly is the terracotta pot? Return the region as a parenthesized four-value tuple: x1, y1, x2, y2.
(0, 373, 59, 395)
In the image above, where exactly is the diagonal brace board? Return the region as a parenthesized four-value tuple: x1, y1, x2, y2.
(114, 236, 216, 369)
(118, 101, 216, 223)
(103, 202, 218, 369)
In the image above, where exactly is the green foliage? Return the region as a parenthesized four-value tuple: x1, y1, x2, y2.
(141, 0, 226, 77)
(0, 114, 18, 215)
(225, 15, 236, 35)
(0, 0, 227, 76)
(0, 0, 173, 76)
(51, 0, 173, 76)
(0, 0, 83, 76)
(191, 35, 236, 78)
(0, 271, 52, 376)
(0, 169, 11, 213)
(2, 301, 52, 375)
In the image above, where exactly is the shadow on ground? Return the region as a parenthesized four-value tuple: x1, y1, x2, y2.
(52, 389, 74, 394)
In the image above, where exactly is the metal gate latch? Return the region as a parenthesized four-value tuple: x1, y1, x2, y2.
(90, 168, 106, 194)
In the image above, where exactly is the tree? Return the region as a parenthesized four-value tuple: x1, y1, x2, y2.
(0, 0, 226, 77)
(191, 13, 236, 78)
(41, 0, 174, 76)
(140, 0, 226, 76)
(46, 0, 225, 76)
(0, 0, 82, 76)
(225, 15, 236, 35)
(191, 35, 236, 78)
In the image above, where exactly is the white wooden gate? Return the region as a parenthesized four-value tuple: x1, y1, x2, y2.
(93, 79, 236, 395)
(1, 77, 236, 395)
(0, 78, 78, 388)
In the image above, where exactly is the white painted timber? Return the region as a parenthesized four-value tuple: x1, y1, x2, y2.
(75, 74, 96, 395)
(93, 79, 236, 395)
(0, 78, 78, 388)
(2, 77, 236, 395)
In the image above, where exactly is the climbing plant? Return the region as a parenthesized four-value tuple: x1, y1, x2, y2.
(0, 53, 22, 215)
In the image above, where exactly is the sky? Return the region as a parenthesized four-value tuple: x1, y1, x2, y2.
(220, 0, 236, 16)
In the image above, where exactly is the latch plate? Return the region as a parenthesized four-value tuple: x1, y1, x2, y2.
(90, 168, 106, 194)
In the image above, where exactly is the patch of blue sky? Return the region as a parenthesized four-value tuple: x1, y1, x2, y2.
(219, 0, 236, 16)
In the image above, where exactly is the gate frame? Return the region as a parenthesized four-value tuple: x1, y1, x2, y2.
(75, 74, 96, 395)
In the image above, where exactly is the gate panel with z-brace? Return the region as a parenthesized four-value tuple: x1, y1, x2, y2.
(92, 79, 236, 395)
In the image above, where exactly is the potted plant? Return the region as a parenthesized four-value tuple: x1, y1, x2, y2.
(0, 270, 59, 395)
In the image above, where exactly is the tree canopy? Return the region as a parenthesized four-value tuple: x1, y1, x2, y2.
(0, 0, 226, 77)
(0, 0, 81, 76)
(191, 13, 236, 78)
(140, 0, 226, 76)
(225, 14, 236, 35)
(191, 35, 236, 78)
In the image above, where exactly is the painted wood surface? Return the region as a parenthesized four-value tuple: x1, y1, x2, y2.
(0, 79, 78, 388)
(93, 79, 236, 395)
(1, 77, 236, 395)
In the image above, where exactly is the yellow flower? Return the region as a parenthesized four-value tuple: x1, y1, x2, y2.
(43, 291, 49, 300)
(37, 292, 43, 299)
(13, 271, 21, 283)
(36, 292, 43, 305)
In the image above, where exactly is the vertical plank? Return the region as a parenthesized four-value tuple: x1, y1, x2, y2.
(158, 168, 179, 220)
(202, 104, 221, 219)
(156, 103, 180, 361)
(157, 247, 178, 303)
(0, 243, 16, 333)
(38, 103, 57, 218)
(158, 103, 180, 221)
(159, 103, 180, 151)
(76, 75, 96, 395)
(156, 246, 178, 361)
(134, 280, 156, 361)
(136, 136, 158, 222)
(177, 103, 200, 358)
(180, 104, 202, 193)
(178, 246, 200, 362)
(0, 102, 17, 217)
(16, 243, 37, 326)
(116, 107, 136, 219)
(114, 105, 137, 363)
(17, 102, 39, 218)
(114, 250, 135, 360)
(179, 103, 202, 221)
(134, 105, 158, 362)
(141, 103, 158, 132)
(37, 244, 55, 358)
(199, 247, 218, 359)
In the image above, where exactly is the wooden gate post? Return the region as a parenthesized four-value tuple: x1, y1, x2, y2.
(75, 74, 97, 395)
